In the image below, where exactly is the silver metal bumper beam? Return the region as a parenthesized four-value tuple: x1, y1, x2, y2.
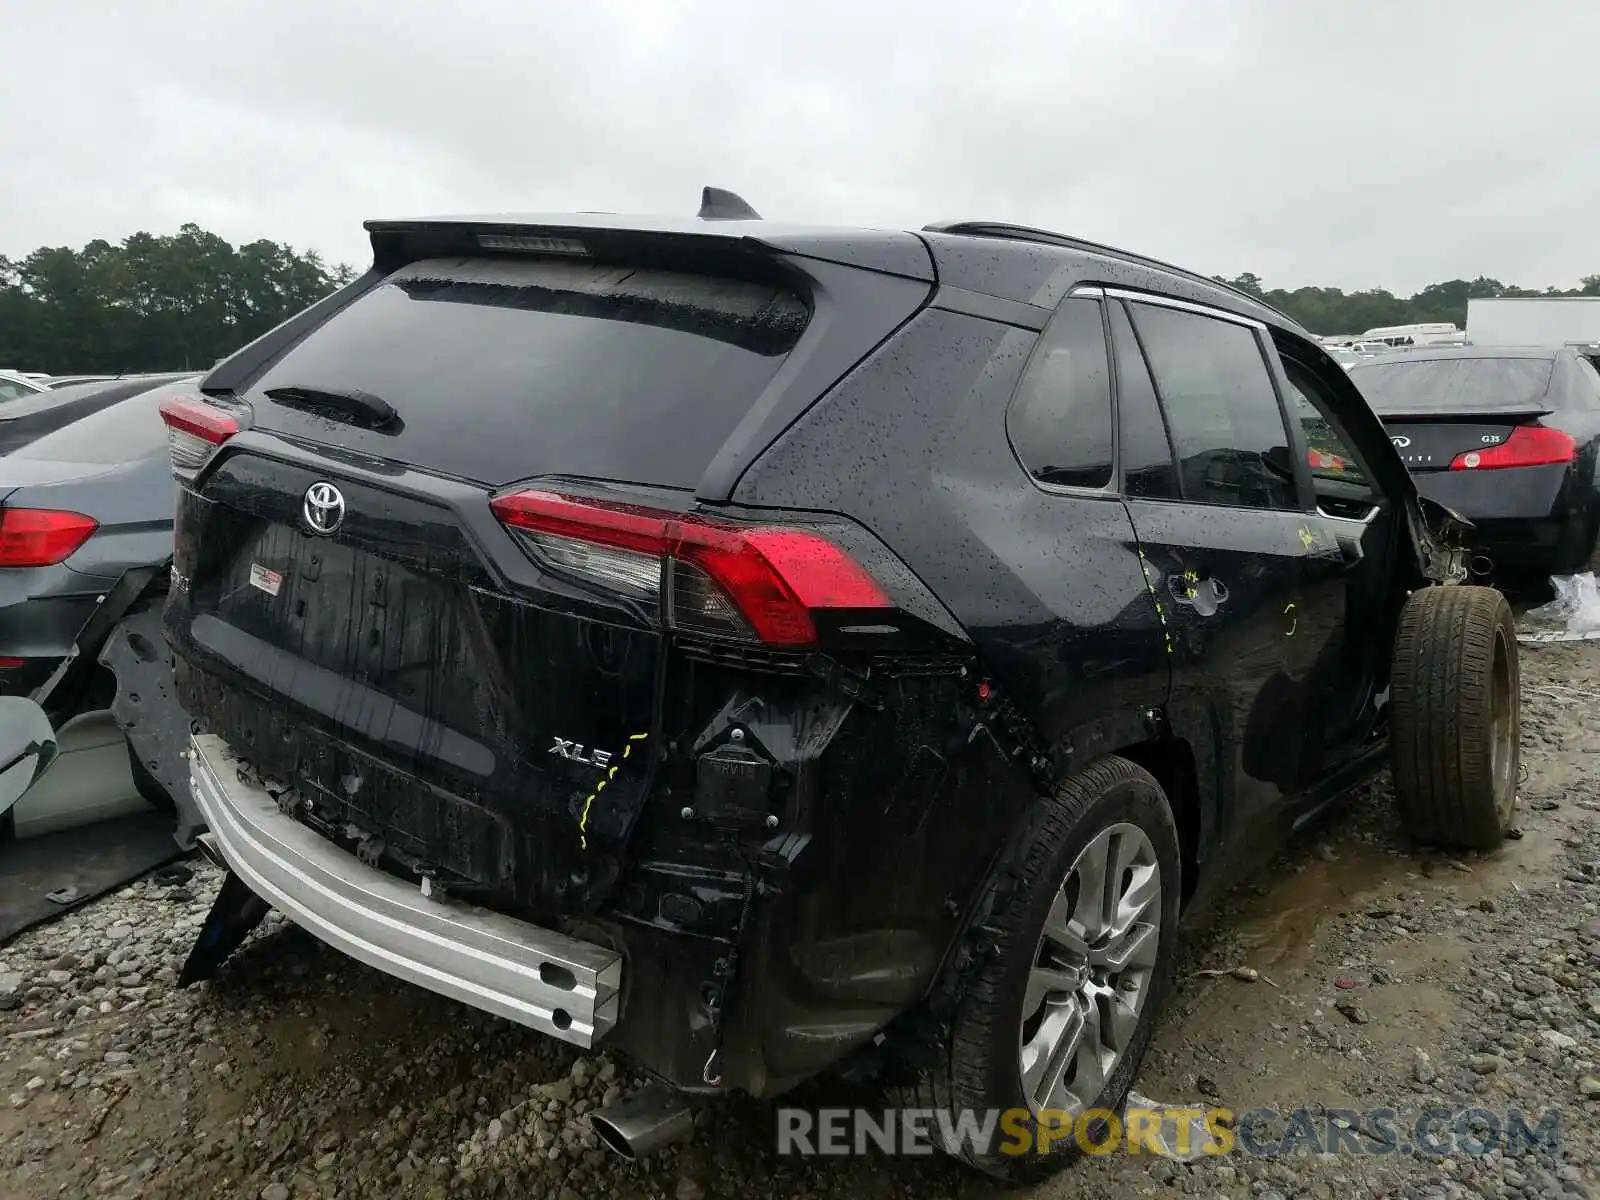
(187, 734, 622, 1047)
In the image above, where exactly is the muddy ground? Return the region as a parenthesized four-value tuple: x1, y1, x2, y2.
(3, 638, 1599, 1199)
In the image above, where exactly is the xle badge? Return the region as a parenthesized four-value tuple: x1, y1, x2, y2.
(548, 737, 614, 768)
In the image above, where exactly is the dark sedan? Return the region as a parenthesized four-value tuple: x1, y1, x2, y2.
(1347, 346, 1600, 576)
(0, 379, 187, 700)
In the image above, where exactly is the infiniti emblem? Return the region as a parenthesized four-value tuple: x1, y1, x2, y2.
(1391, 436, 1412, 449)
(303, 481, 346, 536)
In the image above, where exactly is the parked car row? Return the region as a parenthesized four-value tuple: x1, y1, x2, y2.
(0, 193, 1541, 1182)
(0, 369, 178, 402)
(1346, 346, 1600, 578)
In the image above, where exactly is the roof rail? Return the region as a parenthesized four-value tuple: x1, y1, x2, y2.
(921, 220, 1293, 323)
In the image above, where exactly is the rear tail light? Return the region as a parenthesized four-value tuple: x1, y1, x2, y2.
(1307, 448, 1349, 470)
(1450, 425, 1575, 470)
(158, 394, 244, 477)
(489, 490, 891, 647)
(0, 509, 98, 567)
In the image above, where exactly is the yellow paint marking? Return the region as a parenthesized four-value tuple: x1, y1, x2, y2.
(580, 732, 649, 849)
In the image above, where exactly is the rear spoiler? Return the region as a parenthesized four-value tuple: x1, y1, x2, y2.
(1378, 408, 1553, 423)
(362, 214, 934, 283)
(202, 213, 936, 400)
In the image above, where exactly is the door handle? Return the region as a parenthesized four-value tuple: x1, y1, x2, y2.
(1168, 573, 1229, 615)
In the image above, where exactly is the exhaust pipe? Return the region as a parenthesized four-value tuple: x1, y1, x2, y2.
(195, 832, 227, 870)
(1469, 554, 1495, 581)
(588, 1082, 697, 1160)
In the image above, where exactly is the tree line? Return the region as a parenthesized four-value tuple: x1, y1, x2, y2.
(1216, 271, 1600, 336)
(0, 225, 354, 374)
(3, 224, 1598, 371)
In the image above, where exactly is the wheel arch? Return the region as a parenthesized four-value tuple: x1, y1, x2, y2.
(1106, 737, 1202, 909)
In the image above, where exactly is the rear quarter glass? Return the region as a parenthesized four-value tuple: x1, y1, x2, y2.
(242, 256, 811, 489)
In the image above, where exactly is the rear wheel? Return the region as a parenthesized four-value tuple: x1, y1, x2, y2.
(912, 756, 1180, 1182)
(1390, 585, 1519, 850)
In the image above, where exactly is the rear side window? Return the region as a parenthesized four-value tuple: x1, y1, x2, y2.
(247, 257, 810, 490)
(1006, 296, 1114, 489)
(1129, 302, 1297, 511)
(1349, 356, 1554, 415)
(11, 384, 175, 464)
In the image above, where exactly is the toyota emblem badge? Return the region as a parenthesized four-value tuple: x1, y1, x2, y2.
(303, 481, 346, 536)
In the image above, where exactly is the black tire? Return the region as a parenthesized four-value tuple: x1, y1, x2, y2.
(127, 742, 175, 812)
(1390, 585, 1519, 850)
(908, 755, 1181, 1182)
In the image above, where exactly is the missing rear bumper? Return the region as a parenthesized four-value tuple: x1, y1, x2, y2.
(186, 733, 623, 1047)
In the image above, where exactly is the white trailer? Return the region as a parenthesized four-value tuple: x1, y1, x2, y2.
(1465, 297, 1600, 348)
(1358, 322, 1462, 346)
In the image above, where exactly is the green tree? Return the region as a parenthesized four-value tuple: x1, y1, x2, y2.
(0, 226, 354, 373)
(1221, 271, 1600, 335)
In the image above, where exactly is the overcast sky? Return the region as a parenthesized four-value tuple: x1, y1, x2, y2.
(4, 0, 1596, 295)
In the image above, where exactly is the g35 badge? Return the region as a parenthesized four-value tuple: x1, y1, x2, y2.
(549, 737, 614, 768)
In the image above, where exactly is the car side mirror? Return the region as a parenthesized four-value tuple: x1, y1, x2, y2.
(0, 697, 56, 821)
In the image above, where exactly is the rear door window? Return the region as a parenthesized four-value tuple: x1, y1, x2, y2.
(1006, 296, 1114, 489)
(245, 256, 811, 490)
(1128, 301, 1299, 511)
(1281, 364, 1371, 491)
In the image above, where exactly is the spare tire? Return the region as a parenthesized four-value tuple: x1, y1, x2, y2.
(1390, 585, 1519, 849)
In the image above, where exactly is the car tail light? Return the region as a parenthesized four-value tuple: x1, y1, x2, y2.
(1450, 425, 1575, 470)
(158, 394, 243, 477)
(489, 490, 891, 647)
(0, 509, 98, 567)
(1307, 448, 1348, 470)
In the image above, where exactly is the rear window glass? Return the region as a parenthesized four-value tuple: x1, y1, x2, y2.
(1349, 356, 1555, 414)
(246, 256, 811, 489)
(11, 385, 175, 464)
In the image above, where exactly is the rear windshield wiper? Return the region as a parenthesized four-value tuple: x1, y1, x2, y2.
(263, 384, 400, 431)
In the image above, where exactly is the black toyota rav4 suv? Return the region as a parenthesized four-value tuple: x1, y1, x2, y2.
(136, 195, 1516, 1179)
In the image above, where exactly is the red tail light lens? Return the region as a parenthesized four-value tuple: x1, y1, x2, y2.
(1450, 425, 1575, 470)
(158, 394, 241, 476)
(1307, 448, 1349, 470)
(0, 509, 98, 567)
(489, 490, 891, 647)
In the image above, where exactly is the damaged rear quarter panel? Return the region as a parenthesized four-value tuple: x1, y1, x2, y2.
(718, 306, 1173, 1090)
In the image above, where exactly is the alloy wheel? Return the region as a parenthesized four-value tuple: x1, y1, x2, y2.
(1017, 822, 1162, 1115)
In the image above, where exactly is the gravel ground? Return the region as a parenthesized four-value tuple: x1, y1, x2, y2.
(3, 637, 1600, 1199)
